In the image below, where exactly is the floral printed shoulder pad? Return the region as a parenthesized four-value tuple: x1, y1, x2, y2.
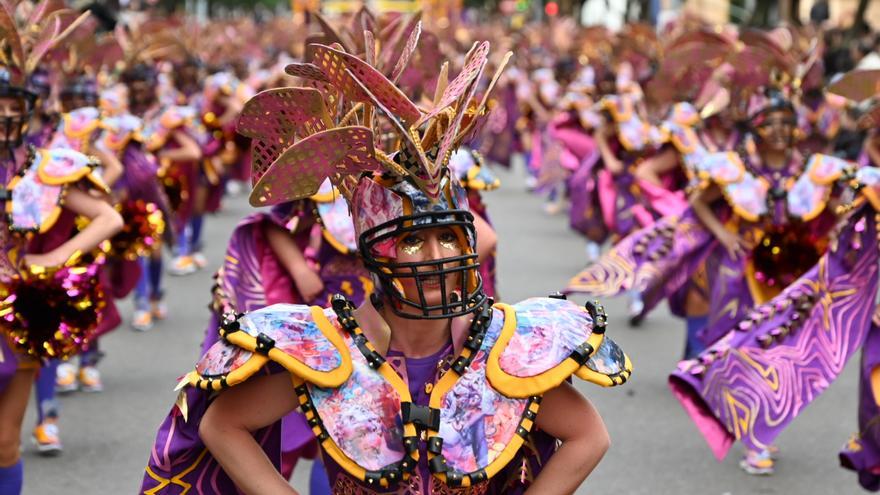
(6, 148, 106, 233)
(185, 295, 631, 490)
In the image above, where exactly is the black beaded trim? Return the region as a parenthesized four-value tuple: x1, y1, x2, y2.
(584, 300, 607, 334)
(353, 334, 386, 369)
(451, 302, 493, 375)
(254, 333, 275, 355)
(427, 436, 443, 455)
(330, 295, 387, 369)
(568, 342, 595, 366)
(194, 375, 229, 390)
(218, 312, 245, 339)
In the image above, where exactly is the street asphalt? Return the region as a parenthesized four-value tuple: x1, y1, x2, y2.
(21, 159, 868, 494)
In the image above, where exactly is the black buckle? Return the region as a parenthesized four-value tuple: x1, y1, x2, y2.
(585, 300, 607, 334)
(254, 333, 275, 355)
(568, 342, 595, 365)
(401, 403, 440, 431)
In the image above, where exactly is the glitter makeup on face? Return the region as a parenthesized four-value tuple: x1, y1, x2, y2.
(439, 233, 458, 251)
(400, 236, 424, 255)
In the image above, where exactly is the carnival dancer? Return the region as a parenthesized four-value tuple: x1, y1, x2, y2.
(32, 60, 127, 455)
(558, 35, 880, 475)
(0, 4, 122, 492)
(563, 44, 836, 337)
(666, 162, 880, 474)
(143, 36, 630, 495)
(23, 67, 54, 148)
(197, 180, 372, 490)
(174, 71, 247, 274)
(795, 53, 844, 157)
(537, 66, 599, 216)
(120, 58, 202, 330)
(824, 67, 880, 491)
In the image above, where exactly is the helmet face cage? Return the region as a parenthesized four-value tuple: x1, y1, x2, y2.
(0, 85, 36, 150)
(60, 77, 99, 111)
(359, 209, 486, 320)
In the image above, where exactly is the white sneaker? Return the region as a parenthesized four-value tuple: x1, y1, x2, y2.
(32, 421, 62, 456)
(192, 252, 208, 269)
(78, 366, 103, 393)
(739, 449, 774, 475)
(226, 180, 243, 196)
(585, 242, 601, 264)
(55, 363, 78, 393)
(131, 309, 154, 332)
(168, 255, 198, 276)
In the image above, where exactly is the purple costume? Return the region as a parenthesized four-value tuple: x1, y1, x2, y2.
(566, 148, 857, 346)
(200, 191, 371, 480)
(840, 323, 880, 491)
(142, 297, 631, 494)
(669, 203, 880, 461)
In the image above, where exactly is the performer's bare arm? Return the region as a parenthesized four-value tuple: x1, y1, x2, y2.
(158, 129, 203, 163)
(23, 187, 123, 267)
(690, 183, 752, 259)
(634, 146, 679, 187)
(528, 381, 610, 494)
(200, 372, 301, 495)
(93, 147, 124, 188)
(265, 221, 324, 301)
(596, 125, 624, 175)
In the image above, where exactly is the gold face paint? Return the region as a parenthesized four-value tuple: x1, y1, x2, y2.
(400, 235, 424, 255)
(439, 233, 458, 251)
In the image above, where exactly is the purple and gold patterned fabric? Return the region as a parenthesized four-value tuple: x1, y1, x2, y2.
(564, 210, 715, 318)
(670, 206, 880, 461)
(840, 323, 880, 491)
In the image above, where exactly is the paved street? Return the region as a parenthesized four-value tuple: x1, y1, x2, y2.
(22, 160, 868, 494)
